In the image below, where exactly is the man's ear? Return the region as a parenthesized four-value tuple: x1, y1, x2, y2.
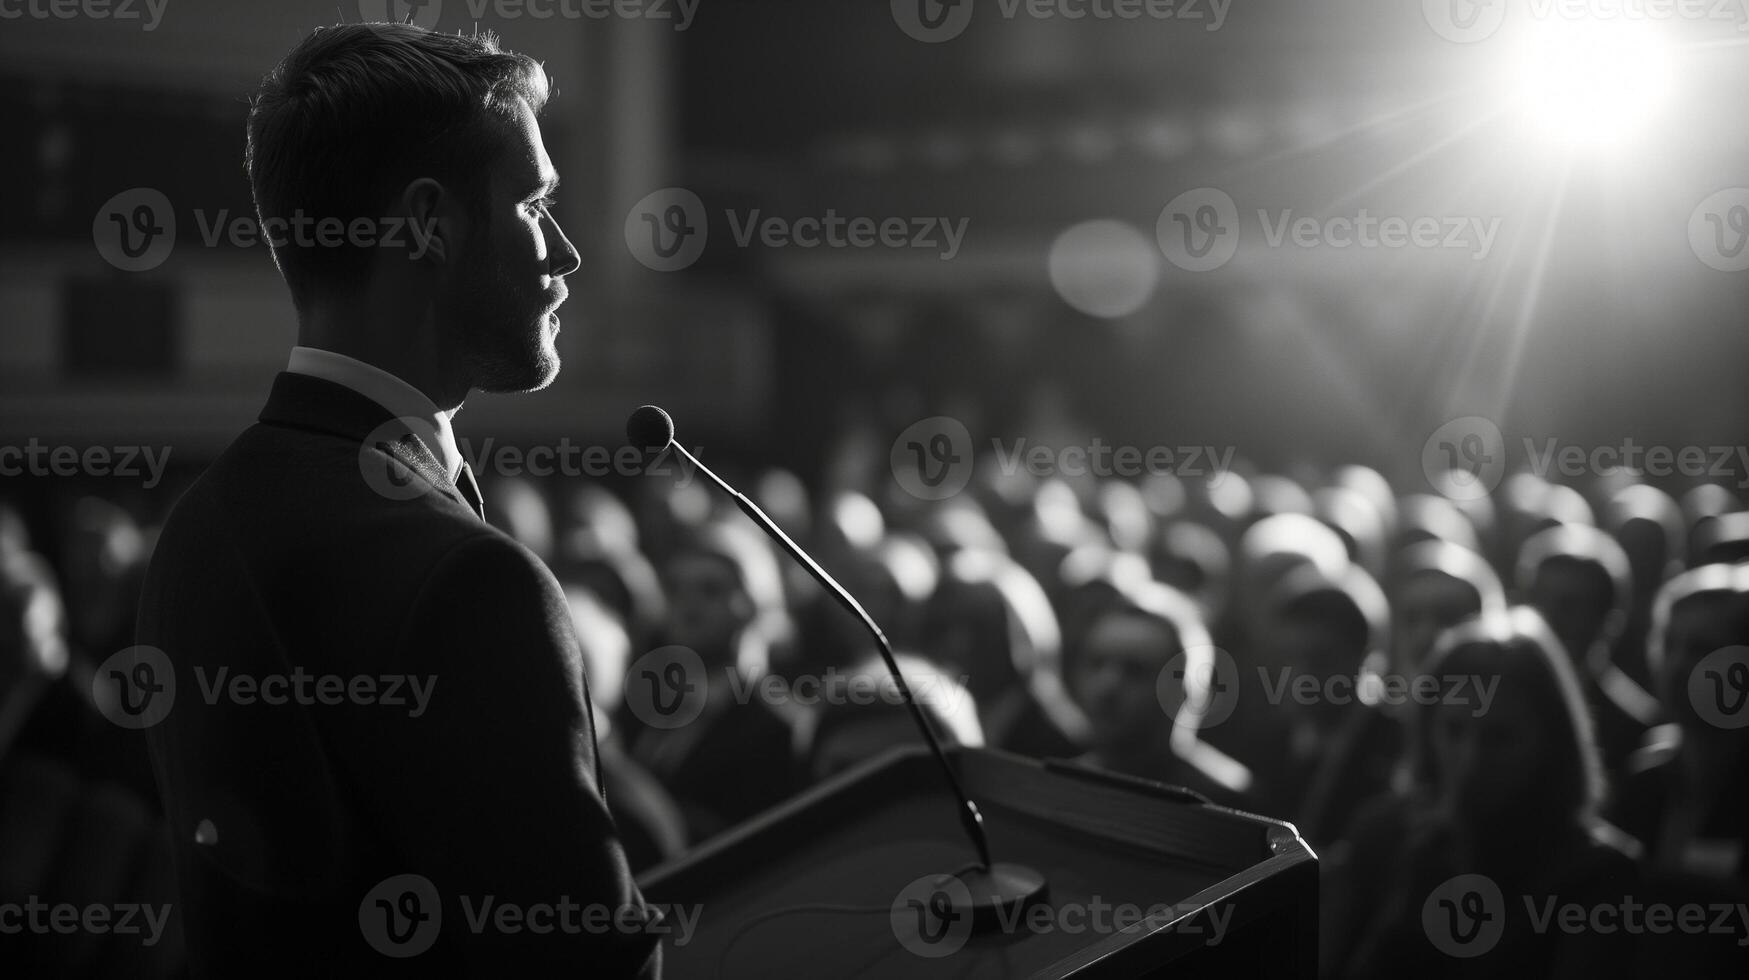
(399, 177, 466, 266)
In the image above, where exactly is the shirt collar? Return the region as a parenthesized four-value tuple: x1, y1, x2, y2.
(285, 346, 463, 481)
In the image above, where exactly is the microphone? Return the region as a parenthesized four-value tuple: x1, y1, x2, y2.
(626, 405, 1047, 928)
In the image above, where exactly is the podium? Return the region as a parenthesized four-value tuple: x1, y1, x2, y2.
(637, 747, 1318, 978)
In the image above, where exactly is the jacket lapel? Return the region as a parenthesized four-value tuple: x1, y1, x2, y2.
(258, 372, 469, 512)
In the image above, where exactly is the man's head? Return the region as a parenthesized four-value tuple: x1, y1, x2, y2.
(247, 24, 579, 395)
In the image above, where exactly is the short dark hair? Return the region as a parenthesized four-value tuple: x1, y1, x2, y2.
(245, 23, 550, 310)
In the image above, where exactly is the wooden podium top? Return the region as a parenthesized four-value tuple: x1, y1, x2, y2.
(638, 747, 1317, 979)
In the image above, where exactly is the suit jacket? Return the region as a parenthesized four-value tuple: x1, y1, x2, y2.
(136, 372, 660, 978)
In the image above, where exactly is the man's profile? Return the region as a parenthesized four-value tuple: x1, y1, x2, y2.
(135, 22, 660, 977)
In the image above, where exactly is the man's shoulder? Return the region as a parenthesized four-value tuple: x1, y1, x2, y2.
(145, 419, 538, 633)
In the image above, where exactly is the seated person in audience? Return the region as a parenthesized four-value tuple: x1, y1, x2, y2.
(1315, 485, 1389, 578)
(920, 549, 1086, 760)
(1148, 519, 1231, 622)
(0, 550, 70, 763)
(1329, 607, 1637, 980)
(11, 499, 160, 807)
(485, 473, 555, 560)
(1678, 484, 1739, 565)
(1331, 465, 1398, 542)
(2, 543, 184, 976)
(1415, 470, 1499, 563)
(1065, 582, 1252, 808)
(1603, 484, 1686, 688)
(796, 533, 937, 673)
(0, 500, 28, 555)
(1518, 524, 1662, 774)
(1391, 493, 1483, 561)
(1611, 564, 1749, 883)
(1690, 511, 1749, 566)
(1243, 563, 1389, 828)
(1010, 479, 1108, 607)
(552, 487, 667, 652)
(618, 523, 802, 841)
(566, 586, 688, 873)
(1094, 480, 1155, 557)
(1501, 472, 1596, 568)
(1204, 513, 1351, 763)
(1303, 542, 1503, 844)
(803, 652, 982, 783)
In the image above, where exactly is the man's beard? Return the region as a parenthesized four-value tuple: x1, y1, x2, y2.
(448, 244, 563, 394)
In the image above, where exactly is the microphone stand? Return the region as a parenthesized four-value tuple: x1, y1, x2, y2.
(635, 410, 1047, 929)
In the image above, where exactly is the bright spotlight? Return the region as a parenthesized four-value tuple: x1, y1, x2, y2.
(1509, 18, 1675, 151)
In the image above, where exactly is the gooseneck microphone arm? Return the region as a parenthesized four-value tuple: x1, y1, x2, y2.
(629, 407, 995, 871)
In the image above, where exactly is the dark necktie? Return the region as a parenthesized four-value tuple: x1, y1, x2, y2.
(455, 461, 486, 521)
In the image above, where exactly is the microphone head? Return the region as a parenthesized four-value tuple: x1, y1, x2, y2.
(626, 404, 675, 449)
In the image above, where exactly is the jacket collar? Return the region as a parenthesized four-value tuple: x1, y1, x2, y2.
(258, 371, 468, 511)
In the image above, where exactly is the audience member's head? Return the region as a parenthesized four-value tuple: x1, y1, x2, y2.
(1389, 540, 1505, 673)
(1095, 480, 1154, 555)
(1690, 512, 1749, 566)
(1331, 464, 1398, 539)
(1149, 519, 1232, 620)
(1067, 582, 1212, 758)
(0, 500, 28, 555)
(919, 548, 1061, 706)
(0, 549, 69, 758)
(1233, 513, 1351, 633)
(487, 474, 554, 559)
(1646, 563, 1749, 733)
(58, 495, 151, 656)
(806, 652, 982, 782)
(1603, 483, 1685, 602)
(1393, 493, 1481, 556)
(1516, 523, 1633, 668)
(1412, 606, 1606, 834)
(1315, 485, 1388, 576)
(1262, 563, 1389, 727)
(1251, 474, 1315, 518)
(566, 585, 632, 720)
(661, 522, 786, 672)
(564, 484, 641, 557)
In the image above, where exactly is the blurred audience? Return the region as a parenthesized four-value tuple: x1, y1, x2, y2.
(7, 433, 1747, 977)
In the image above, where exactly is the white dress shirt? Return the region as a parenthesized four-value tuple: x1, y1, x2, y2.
(284, 346, 463, 482)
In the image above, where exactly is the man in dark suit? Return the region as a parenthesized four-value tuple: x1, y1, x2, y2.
(130, 22, 661, 977)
